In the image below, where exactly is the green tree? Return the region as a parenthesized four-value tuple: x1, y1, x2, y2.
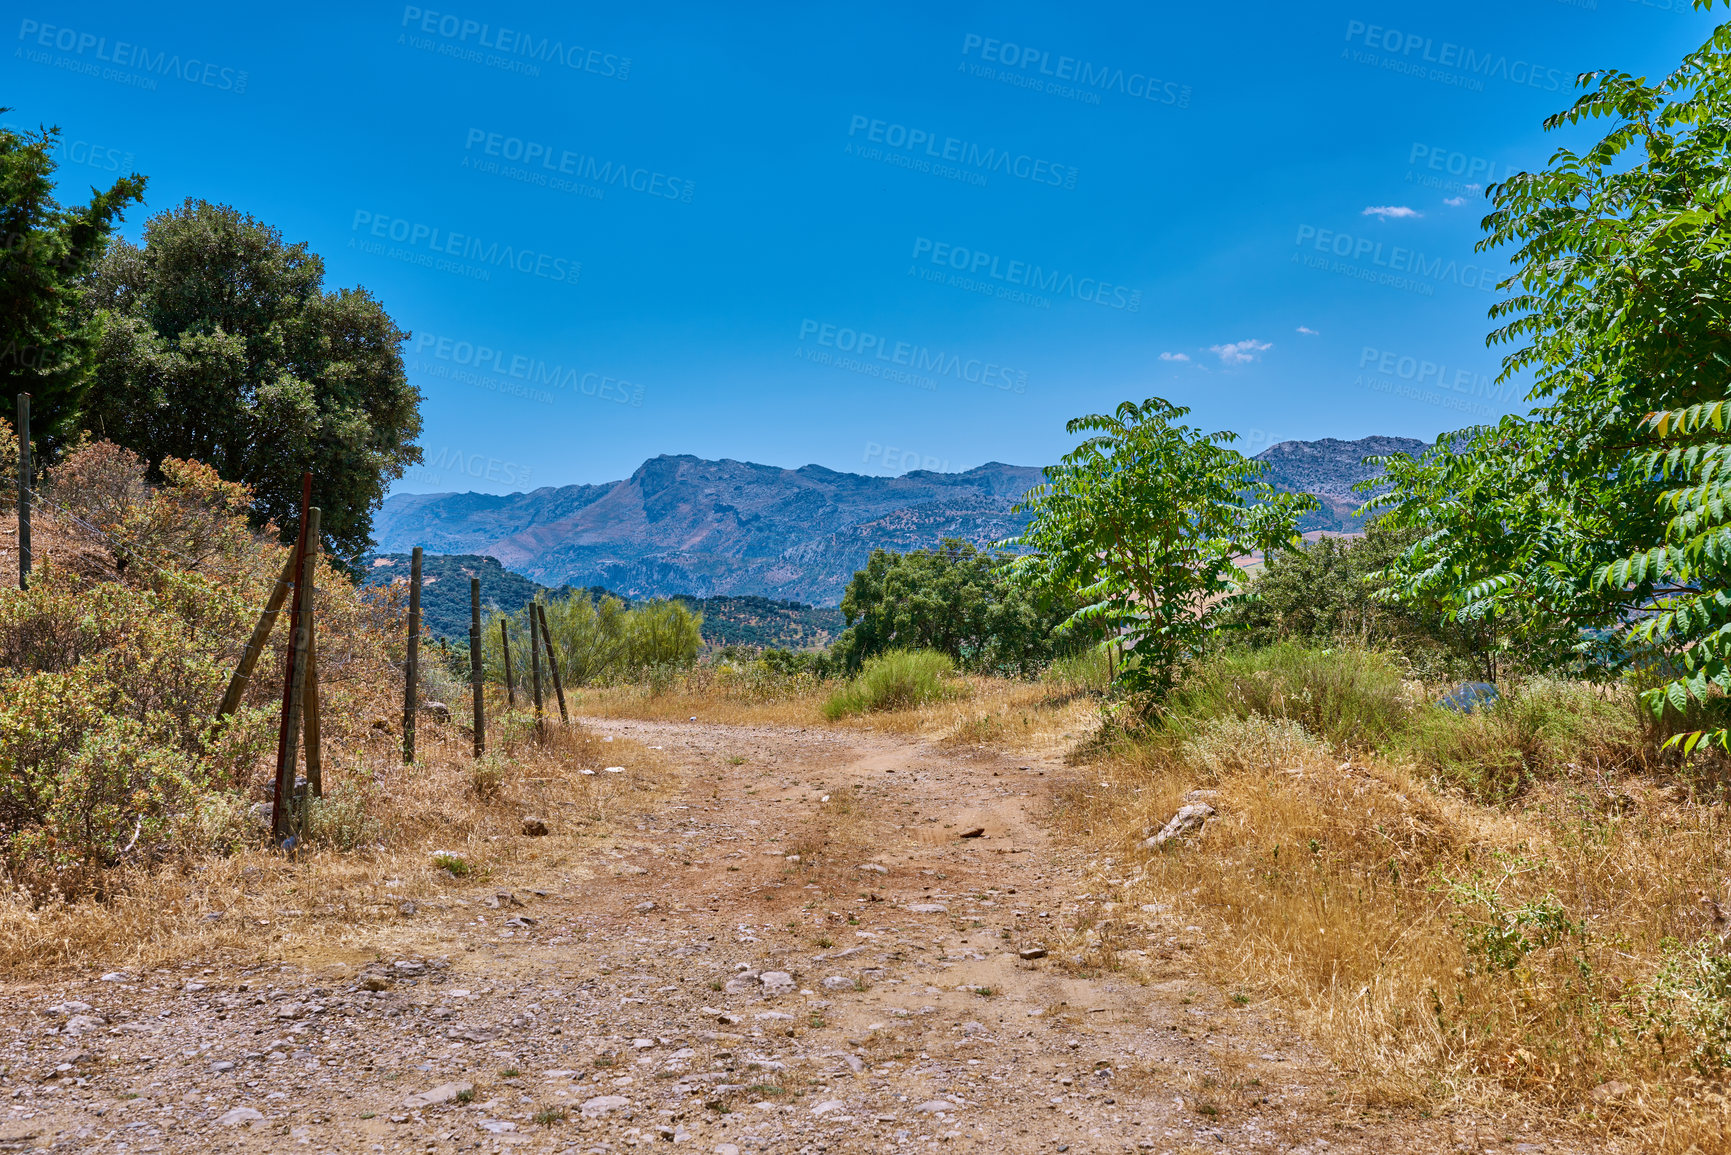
(1006, 397, 1315, 695)
(833, 539, 1078, 676)
(1225, 524, 1488, 678)
(0, 116, 145, 451)
(83, 199, 421, 570)
(1367, 14, 1731, 737)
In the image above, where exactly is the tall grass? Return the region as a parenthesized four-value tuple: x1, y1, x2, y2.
(823, 649, 958, 719)
(1071, 644, 1729, 1151)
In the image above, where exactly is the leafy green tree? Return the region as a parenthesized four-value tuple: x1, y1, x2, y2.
(1225, 524, 1488, 678)
(1006, 397, 1315, 695)
(833, 539, 1078, 676)
(83, 199, 421, 570)
(482, 591, 701, 688)
(0, 116, 144, 451)
(1367, 15, 1731, 736)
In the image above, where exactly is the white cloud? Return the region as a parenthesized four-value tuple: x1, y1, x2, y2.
(1295, 325, 1319, 336)
(1208, 339, 1272, 365)
(1362, 205, 1421, 220)
(1159, 351, 1190, 362)
(1443, 196, 1466, 207)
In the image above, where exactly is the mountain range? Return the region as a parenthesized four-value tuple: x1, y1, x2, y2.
(371, 435, 1431, 606)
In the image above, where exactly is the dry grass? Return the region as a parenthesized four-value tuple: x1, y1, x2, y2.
(1062, 703, 1731, 1152)
(0, 708, 671, 977)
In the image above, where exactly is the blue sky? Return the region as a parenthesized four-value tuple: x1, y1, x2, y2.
(5, 0, 1716, 495)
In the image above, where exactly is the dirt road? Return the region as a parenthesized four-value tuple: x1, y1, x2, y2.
(0, 719, 1575, 1154)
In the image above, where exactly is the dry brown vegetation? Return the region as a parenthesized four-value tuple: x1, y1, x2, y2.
(0, 440, 670, 979)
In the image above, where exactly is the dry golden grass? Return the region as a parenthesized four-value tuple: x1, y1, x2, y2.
(1062, 718, 1731, 1152)
(0, 703, 671, 979)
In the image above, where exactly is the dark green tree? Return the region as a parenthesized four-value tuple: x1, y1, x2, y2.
(1006, 397, 1315, 696)
(0, 115, 144, 451)
(834, 539, 1078, 676)
(83, 199, 421, 570)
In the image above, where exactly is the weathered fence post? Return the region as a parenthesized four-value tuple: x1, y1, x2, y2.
(301, 525, 323, 799)
(536, 603, 568, 723)
(528, 601, 545, 729)
(403, 546, 422, 764)
(270, 475, 313, 842)
(500, 618, 516, 707)
(469, 577, 485, 757)
(15, 393, 29, 591)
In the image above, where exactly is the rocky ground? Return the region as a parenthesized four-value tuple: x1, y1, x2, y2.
(0, 719, 1578, 1154)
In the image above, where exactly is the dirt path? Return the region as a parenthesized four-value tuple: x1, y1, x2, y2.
(0, 719, 1576, 1154)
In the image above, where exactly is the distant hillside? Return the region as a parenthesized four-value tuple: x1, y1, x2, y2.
(373, 440, 1429, 605)
(364, 553, 843, 650)
(374, 455, 1042, 606)
(1255, 435, 1431, 532)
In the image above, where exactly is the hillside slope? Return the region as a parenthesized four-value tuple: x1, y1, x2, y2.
(374, 437, 1431, 603)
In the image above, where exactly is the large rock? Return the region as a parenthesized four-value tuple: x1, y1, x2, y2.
(1145, 802, 1216, 849)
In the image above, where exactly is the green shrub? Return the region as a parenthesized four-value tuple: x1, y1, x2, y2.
(1178, 714, 1325, 780)
(1160, 643, 1412, 754)
(823, 649, 958, 719)
(304, 781, 382, 851)
(1392, 678, 1649, 802)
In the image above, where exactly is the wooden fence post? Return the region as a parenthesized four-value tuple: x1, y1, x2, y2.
(15, 393, 29, 591)
(500, 618, 516, 707)
(269, 474, 313, 841)
(403, 546, 422, 764)
(215, 553, 296, 723)
(528, 602, 544, 728)
(469, 577, 485, 757)
(302, 528, 323, 799)
(536, 603, 568, 723)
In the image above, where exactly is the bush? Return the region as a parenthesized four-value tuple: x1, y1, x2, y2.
(1041, 646, 1114, 694)
(823, 649, 958, 719)
(1159, 643, 1412, 754)
(1392, 678, 1650, 802)
(1178, 714, 1326, 781)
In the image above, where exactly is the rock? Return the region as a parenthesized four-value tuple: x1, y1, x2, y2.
(715, 1145, 741, 1155)
(634, 901, 657, 913)
(63, 1015, 105, 1035)
(821, 976, 856, 991)
(360, 976, 392, 992)
(403, 1081, 472, 1108)
(211, 1061, 235, 1073)
(759, 971, 795, 996)
(392, 959, 429, 976)
(217, 1107, 265, 1126)
(908, 903, 948, 914)
(1437, 681, 1500, 714)
(580, 1094, 629, 1117)
(1591, 1080, 1631, 1103)
(856, 863, 888, 874)
(478, 1119, 516, 1133)
(520, 816, 549, 837)
(98, 972, 128, 983)
(422, 701, 451, 721)
(812, 1100, 847, 1115)
(1144, 803, 1215, 850)
(913, 1099, 962, 1114)
(1018, 947, 1047, 961)
(958, 827, 985, 839)
(604, 766, 625, 774)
